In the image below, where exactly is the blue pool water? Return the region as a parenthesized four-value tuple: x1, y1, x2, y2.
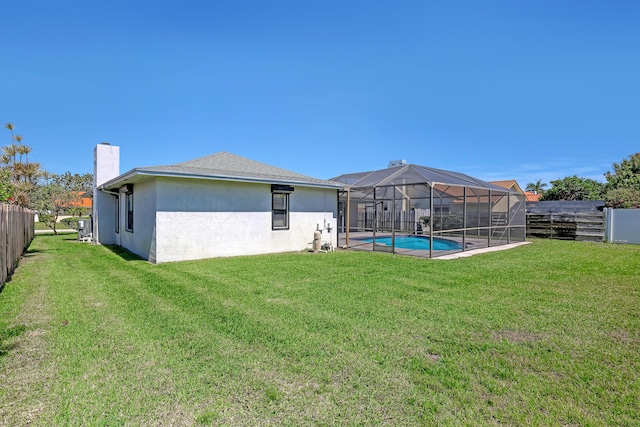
(362, 236, 462, 251)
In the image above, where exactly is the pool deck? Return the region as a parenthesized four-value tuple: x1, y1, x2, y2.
(433, 241, 530, 259)
(338, 232, 530, 259)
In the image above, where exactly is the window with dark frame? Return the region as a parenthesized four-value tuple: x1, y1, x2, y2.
(271, 185, 293, 230)
(272, 193, 289, 230)
(125, 186, 134, 232)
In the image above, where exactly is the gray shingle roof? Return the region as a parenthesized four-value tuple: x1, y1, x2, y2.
(103, 152, 342, 189)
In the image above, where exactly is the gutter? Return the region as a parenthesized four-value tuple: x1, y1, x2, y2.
(99, 169, 344, 191)
(98, 186, 121, 196)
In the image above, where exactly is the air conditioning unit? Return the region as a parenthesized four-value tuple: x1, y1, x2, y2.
(78, 219, 93, 242)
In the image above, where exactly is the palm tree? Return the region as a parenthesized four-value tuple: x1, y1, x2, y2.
(526, 179, 548, 195)
(16, 142, 30, 163)
(16, 161, 42, 184)
(3, 123, 40, 207)
(2, 143, 18, 165)
(14, 180, 35, 202)
(0, 153, 12, 166)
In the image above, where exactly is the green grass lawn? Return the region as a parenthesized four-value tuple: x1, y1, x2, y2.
(1, 236, 639, 426)
(33, 221, 55, 230)
(33, 221, 74, 231)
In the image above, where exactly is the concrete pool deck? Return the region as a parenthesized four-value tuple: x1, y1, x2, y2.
(433, 241, 531, 259)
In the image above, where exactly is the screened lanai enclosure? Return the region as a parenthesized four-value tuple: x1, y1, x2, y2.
(332, 162, 526, 258)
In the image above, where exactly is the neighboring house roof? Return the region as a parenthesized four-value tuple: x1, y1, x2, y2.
(61, 192, 92, 209)
(100, 152, 343, 190)
(491, 180, 544, 201)
(489, 180, 525, 194)
(525, 191, 542, 202)
(333, 164, 518, 193)
(71, 196, 92, 209)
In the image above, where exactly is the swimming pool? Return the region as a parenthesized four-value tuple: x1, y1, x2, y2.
(361, 235, 462, 251)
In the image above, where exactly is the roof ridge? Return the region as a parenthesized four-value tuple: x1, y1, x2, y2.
(174, 151, 228, 166)
(126, 151, 342, 189)
(177, 151, 312, 177)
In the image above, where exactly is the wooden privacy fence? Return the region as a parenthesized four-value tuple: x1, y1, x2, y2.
(0, 204, 35, 286)
(526, 201, 605, 242)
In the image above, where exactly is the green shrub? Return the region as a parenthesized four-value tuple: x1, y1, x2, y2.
(604, 187, 640, 208)
(61, 217, 90, 230)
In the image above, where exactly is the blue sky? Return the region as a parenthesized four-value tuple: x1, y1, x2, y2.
(2, 1, 638, 188)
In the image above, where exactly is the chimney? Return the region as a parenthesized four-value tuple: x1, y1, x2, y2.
(94, 143, 120, 187)
(388, 159, 407, 168)
(93, 144, 121, 245)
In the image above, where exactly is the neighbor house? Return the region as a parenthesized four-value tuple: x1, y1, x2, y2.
(489, 180, 525, 194)
(489, 179, 542, 201)
(92, 144, 342, 263)
(524, 191, 542, 202)
(70, 191, 92, 210)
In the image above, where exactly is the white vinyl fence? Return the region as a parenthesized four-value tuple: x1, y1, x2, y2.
(604, 208, 640, 245)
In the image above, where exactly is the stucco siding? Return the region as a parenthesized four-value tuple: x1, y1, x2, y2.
(120, 179, 157, 261)
(93, 190, 118, 245)
(154, 211, 336, 263)
(290, 186, 337, 213)
(156, 177, 270, 213)
(152, 178, 337, 263)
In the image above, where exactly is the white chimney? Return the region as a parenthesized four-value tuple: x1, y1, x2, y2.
(94, 143, 120, 186)
(93, 143, 121, 245)
(388, 159, 407, 168)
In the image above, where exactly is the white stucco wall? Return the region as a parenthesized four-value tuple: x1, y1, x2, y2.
(150, 178, 338, 263)
(94, 191, 118, 245)
(120, 179, 157, 261)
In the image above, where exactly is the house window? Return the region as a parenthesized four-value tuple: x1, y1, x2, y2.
(271, 185, 293, 230)
(272, 193, 289, 230)
(125, 186, 134, 232)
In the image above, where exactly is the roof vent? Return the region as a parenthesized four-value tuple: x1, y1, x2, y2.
(100, 142, 111, 145)
(388, 159, 407, 168)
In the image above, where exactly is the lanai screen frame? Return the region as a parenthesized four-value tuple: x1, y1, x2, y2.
(335, 167, 526, 258)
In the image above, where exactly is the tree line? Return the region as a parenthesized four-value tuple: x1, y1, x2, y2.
(526, 153, 640, 208)
(1, 123, 93, 233)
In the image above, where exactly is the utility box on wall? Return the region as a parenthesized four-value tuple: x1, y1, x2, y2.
(604, 208, 640, 245)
